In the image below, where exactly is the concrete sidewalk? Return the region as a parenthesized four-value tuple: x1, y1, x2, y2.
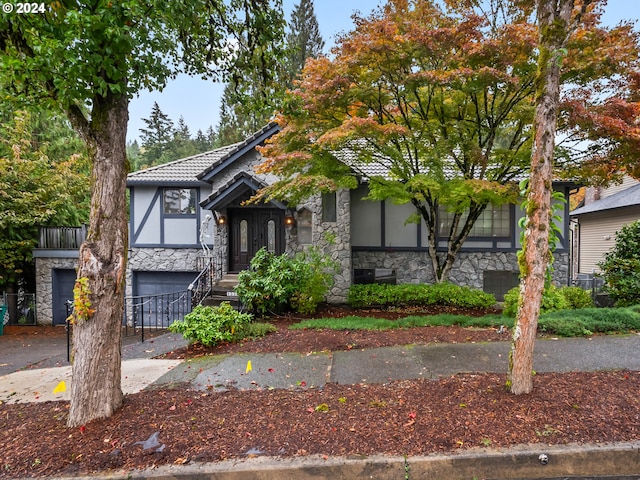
(2, 332, 640, 403)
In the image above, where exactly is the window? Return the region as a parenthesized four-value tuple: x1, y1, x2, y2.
(438, 204, 511, 238)
(297, 209, 312, 244)
(267, 219, 276, 252)
(321, 192, 337, 222)
(163, 189, 196, 215)
(240, 219, 248, 252)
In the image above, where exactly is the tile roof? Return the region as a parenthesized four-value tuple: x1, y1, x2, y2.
(127, 144, 241, 186)
(571, 183, 640, 216)
(197, 122, 280, 182)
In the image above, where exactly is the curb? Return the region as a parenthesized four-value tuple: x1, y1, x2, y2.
(35, 442, 640, 480)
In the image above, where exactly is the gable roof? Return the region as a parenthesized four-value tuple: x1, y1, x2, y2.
(571, 183, 640, 216)
(197, 122, 281, 183)
(126, 122, 281, 187)
(127, 143, 241, 186)
(200, 171, 286, 211)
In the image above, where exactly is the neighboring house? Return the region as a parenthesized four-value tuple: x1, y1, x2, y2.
(570, 176, 640, 279)
(33, 123, 575, 325)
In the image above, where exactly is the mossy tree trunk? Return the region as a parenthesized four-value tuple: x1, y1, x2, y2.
(67, 92, 129, 427)
(508, 0, 592, 395)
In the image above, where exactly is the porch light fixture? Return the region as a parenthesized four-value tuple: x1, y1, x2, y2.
(284, 215, 295, 227)
(217, 215, 226, 225)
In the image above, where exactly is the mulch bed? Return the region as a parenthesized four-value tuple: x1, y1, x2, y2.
(1, 304, 639, 479)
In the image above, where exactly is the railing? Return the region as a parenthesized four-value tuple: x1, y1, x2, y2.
(123, 290, 193, 342)
(66, 290, 193, 359)
(569, 275, 613, 307)
(1, 293, 36, 325)
(38, 225, 87, 249)
(189, 254, 223, 306)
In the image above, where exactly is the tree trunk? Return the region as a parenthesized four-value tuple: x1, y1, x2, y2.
(67, 92, 129, 427)
(508, 0, 575, 395)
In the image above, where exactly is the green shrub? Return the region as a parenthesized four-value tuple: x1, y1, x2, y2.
(169, 302, 253, 346)
(235, 247, 337, 314)
(503, 285, 570, 317)
(598, 220, 640, 306)
(559, 286, 594, 309)
(346, 282, 496, 309)
(232, 322, 277, 341)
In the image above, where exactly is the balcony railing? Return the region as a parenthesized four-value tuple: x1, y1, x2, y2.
(38, 225, 88, 249)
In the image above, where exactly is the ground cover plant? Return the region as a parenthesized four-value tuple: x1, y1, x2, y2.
(290, 313, 507, 331)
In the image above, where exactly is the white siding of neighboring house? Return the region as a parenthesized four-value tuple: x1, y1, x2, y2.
(577, 207, 640, 273)
(600, 176, 640, 199)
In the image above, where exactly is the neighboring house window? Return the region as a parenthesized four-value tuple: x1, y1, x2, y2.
(322, 192, 337, 222)
(438, 204, 511, 238)
(297, 208, 312, 244)
(163, 188, 196, 215)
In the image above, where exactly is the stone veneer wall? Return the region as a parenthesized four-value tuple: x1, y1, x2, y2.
(286, 189, 352, 304)
(126, 247, 204, 297)
(352, 251, 570, 290)
(35, 255, 78, 325)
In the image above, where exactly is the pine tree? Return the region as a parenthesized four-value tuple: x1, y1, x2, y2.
(216, 0, 324, 143)
(139, 102, 174, 166)
(170, 116, 198, 159)
(285, 0, 325, 87)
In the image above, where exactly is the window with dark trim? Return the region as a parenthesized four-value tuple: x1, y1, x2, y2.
(163, 188, 197, 215)
(438, 204, 511, 238)
(321, 192, 337, 222)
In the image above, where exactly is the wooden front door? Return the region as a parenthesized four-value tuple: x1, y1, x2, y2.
(229, 208, 285, 271)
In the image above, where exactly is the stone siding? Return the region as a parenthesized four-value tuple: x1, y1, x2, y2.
(126, 247, 203, 297)
(352, 250, 570, 290)
(35, 255, 78, 325)
(281, 189, 352, 303)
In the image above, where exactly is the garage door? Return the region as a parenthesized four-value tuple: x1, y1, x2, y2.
(52, 269, 77, 325)
(130, 271, 196, 328)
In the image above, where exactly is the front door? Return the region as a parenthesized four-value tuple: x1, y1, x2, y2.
(229, 208, 285, 271)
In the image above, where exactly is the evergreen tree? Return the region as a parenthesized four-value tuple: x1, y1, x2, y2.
(216, 0, 324, 143)
(139, 102, 174, 165)
(285, 0, 325, 87)
(216, 83, 266, 145)
(126, 140, 143, 171)
(170, 116, 198, 159)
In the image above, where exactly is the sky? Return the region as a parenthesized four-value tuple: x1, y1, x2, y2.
(126, 0, 638, 143)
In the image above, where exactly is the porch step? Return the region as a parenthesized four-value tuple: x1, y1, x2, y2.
(201, 294, 242, 309)
(216, 273, 239, 288)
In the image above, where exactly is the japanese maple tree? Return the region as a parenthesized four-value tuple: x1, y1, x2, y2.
(256, 0, 639, 284)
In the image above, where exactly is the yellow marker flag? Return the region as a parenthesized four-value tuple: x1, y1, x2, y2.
(246, 360, 252, 373)
(53, 381, 66, 394)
